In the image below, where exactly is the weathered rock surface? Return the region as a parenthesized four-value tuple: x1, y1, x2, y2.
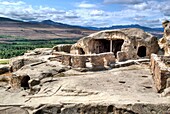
(0, 33, 169, 113)
(52, 44, 72, 53)
(0, 64, 170, 113)
(159, 20, 170, 56)
(71, 28, 159, 60)
(10, 60, 69, 90)
(150, 54, 170, 97)
(9, 48, 53, 72)
(0, 65, 9, 75)
(24, 48, 52, 56)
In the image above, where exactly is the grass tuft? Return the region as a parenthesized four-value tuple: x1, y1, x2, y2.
(0, 59, 9, 64)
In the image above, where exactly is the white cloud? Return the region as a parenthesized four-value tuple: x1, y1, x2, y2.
(0, 1, 25, 5)
(76, 1, 97, 9)
(128, 2, 150, 10)
(77, 3, 96, 8)
(0, 0, 169, 28)
(104, 0, 143, 4)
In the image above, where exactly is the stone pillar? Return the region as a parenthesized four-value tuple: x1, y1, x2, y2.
(90, 54, 104, 69)
(71, 55, 86, 68)
(110, 40, 112, 52)
(10, 74, 22, 89)
(62, 54, 71, 66)
(117, 51, 128, 62)
(103, 52, 115, 66)
(151, 54, 170, 93)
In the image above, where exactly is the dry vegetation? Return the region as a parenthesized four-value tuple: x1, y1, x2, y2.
(0, 21, 95, 40)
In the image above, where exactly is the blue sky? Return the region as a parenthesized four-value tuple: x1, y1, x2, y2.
(0, 0, 169, 27)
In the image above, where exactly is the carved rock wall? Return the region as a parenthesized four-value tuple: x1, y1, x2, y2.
(52, 44, 72, 53)
(158, 20, 170, 56)
(150, 54, 170, 94)
(53, 52, 115, 70)
(71, 28, 159, 60)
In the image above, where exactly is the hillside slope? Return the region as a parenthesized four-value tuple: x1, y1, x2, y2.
(0, 17, 95, 40)
(0, 17, 163, 39)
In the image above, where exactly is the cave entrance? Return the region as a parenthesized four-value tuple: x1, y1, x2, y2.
(94, 39, 110, 54)
(93, 39, 124, 57)
(137, 46, 146, 57)
(111, 39, 124, 57)
(78, 48, 85, 54)
(21, 76, 30, 89)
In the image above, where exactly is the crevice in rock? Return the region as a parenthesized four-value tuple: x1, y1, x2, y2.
(21, 75, 30, 90)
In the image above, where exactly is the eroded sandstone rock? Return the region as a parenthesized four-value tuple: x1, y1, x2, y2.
(0, 65, 9, 75)
(71, 28, 159, 60)
(10, 56, 42, 72)
(150, 54, 170, 93)
(158, 20, 170, 56)
(52, 44, 72, 53)
(117, 51, 128, 62)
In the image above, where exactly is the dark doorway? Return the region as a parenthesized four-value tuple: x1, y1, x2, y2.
(78, 48, 85, 54)
(112, 39, 124, 57)
(21, 76, 30, 89)
(137, 46, 146, 57)
(94, 39, 110, 53)
(107, 105, 114, 113)
(93, 39, 124, 55)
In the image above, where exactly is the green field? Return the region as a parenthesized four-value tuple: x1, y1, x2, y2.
(0, 59, 9, 64)
(0, 36, 77, 59)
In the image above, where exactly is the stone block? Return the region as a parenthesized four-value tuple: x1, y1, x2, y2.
(71, 55, 86, 68)
(53, 44, 72, 53)
(9, 56, 41, 72)
(166, 78, 170, 88)
(90, 54, 104, 69)
(117, 51, 128, 62)
(0, 65, 9, 75)
(150, 54, 170, 93)
(102, 53, 115, 66)
(62, 54, 71, 66)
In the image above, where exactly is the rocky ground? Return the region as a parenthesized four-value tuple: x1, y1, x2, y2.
(0, 49, 170, 114)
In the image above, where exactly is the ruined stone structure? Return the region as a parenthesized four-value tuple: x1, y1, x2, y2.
(53, 52, 116, 70)
(150, 20, 170, 96)
(70, 28, 159, 60)
(150, 54, 170, 96)
(1, 27, 170, 113)
(52, 44, 72, 53)
(159, 20, 170, 56)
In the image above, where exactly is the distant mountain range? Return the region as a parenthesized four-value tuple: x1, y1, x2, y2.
(38, 19, 164, 32)
(0, 17, 164, 32)
(0, 17, 164, 38)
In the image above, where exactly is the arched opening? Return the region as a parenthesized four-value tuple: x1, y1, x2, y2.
(78, 48, 85, 54)
(21, 76, 30, 89)
(107, 105, 114, 113)
(112, 39, 124, 57)
(137, 46, 146, 57)
(93, 39, 124, 56)
(93, 39, 110, 54)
